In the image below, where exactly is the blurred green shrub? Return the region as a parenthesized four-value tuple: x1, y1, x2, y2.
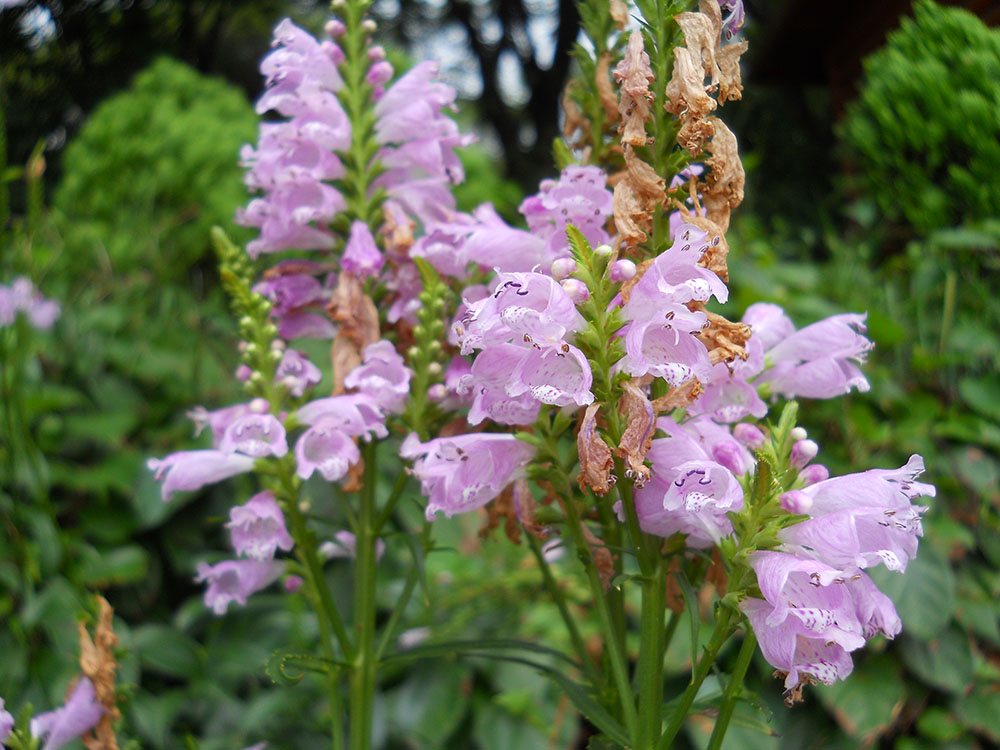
(53, 57, 256, 280)
(839, 0, 1000, 235)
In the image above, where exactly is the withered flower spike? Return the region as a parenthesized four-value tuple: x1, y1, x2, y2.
(577, 404, 615, 496)
(616, 381, 655, 487)
(614, 31, 655, 148)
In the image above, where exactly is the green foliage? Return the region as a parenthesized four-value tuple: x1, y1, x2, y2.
(53, 57, 257, 279)
(840, 0, 1000, 234)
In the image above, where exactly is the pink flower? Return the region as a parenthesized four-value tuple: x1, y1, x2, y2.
(294, 421, 362, 481)
(147, 450, 255, 502)
(196, 559, 282, 615)
(228, 491, 295, 560)
(344, 340, 412, 414)
(219, 414, 289, 458)
(342, 220, 385, 278)
(29, 678, 104, 750)
(276, 349, 323, 397)
(296, 393, 387, 440)
(519, 166, 613, 261)
(401, 432, 536, 520)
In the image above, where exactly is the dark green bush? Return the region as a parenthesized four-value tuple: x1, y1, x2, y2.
(53, 57, 256, 279)
(839, 0, 1000, 235)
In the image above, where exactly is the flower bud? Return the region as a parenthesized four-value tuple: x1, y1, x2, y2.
(366, 60, 394, 86)
(362, 19, 377, 33)
(790, 426, 808, 442)
(594, 243, 613, 258)
(249, 398, 270, 414)
(270, 338, 286, 352)
(560, 278, 590, 304)
(235, 364, 252, 382)
(711, 441, 750, 476)
(733, 422, 766, 449)
(427, 384, 448, 402)
(779, 490, 813, 515)
(325, 19, 346, 37)
(284, 575, 304, 593)
(609, 259, 636, 283)
(368, 45, 386, 60)
(427, 361, 443, 376)
(799, 463, 829, 486)
(550, 257, 577, 279)
(790, 439, 819, 469)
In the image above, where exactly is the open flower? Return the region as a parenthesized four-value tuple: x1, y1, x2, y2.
(228, 491, 295, 560)
(147, 450, 255, 502)
(401, 433, 536, 520)
(29, 678, 104, 750)
(196, 559, 283, 615)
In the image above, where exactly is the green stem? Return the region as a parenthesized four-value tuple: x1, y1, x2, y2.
(373, 565, 417, 663)
(706, 628, 757, 750)
(560, 480, 639, 741)
(527, 534, 602, 688)
(374, 468, 409, 531)
(657, 606, 736, 750)
(349, 442, 379, 750)
(636, 559, 667, 750)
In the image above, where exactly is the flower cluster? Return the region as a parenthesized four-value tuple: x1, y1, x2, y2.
(0, 679, 103, 750)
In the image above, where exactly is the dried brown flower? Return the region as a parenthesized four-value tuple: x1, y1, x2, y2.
(80, 597, 120, 750)
(581, 524, 616, 590)
(651, 377, 704, 413)
(577, 404, 615, 495)
(614, 32, 655, 148)
(616, 381, 655, 487)
(327, 272, 380, 394)
(695, 309, 751, 366)
(613, 179, 649, 248)
(610, 0, 630, 30)
(702, 117, 744, 229)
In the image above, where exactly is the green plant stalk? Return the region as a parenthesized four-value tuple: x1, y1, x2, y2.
(527, 534, 603, 688)
(705, 628, 757, 750)
(349, 441, 379, 750)
(557, 469, 640, 741)
(0, 88, 8, 238)
(636, 558, 667, 750)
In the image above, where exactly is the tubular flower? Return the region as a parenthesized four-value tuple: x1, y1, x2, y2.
(741, 551, 900, 692)
(228, 491, 295, 560)
(147, 450, 255, 502)
(778, 455, 933, 573)
(0, 276, 60, 330)
(519, 166, 614, 261)
(29, 678, 104, 750)
(401, 433, 536, 520)
(343, 340, 413, 414)
(196, 559, 283, 615)
(218, 414, 289, 458)
(618, 223, 727, 386)
(458, 272, 593, 418)
(626, 417, 744, 546)
(744, 303, 874, 399)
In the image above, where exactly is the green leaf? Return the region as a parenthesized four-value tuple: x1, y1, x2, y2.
(816, 655, 906, 743)
(384, 663, 470, 747)
(132, 624, 203, 679)
(869, 547, 956, 639)
(899, 627, 974, 694)
(128, 689, 187, 749)
(953, 682, 1000, 741)
(264, 648, 340, 686)
(472, 698, 549, 750)
(80, 544, 149, 586)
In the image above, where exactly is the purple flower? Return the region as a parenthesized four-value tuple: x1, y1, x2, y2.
(719, 0, 746, 39)
(294, 420, 362, 481)
(778, 455, 933, 573)
(693, 337, 767, 422)
(401, 432, 536, 520)
(519, 166, 613, 261)
(0, 277, 60, 331)
(276, 349, 323, 397)
(187, 399, 268, 447)
(799, 463, 829, 486)
(29, 678, 104, 750)
(228, 491, 295, 560)
(746, 303, 874, 399)
(320, 530, 386, 561)
(219, 414, 289, 458)
(296, 393, 388, 440)
(790, 439, 818, 469)
(733, 422, 766, 449)
(343, 340, 412, 414)
(342, 220, 385, 278)
(147, 450, 255, 502)
(0, 698, 13, 746)
(618, 224, 726, 385)
(626, 417, 744, 547)
(742, 551, 899, 691)
(253, 267, 328, 317)
(196, 559, 282, 615)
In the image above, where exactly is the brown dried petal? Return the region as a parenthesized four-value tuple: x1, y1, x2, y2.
(80, 597, 120, 750)
(651, 378, 704, 413)
(380, 203, 416, 260)
(610, 0, 630, 30)
(677, 117, 715, 157)
(665, 47, 715, 118)
(615, 32, 655, 148)
(715, 40, 748, 103)
(596, 52, 620, 122)
(613, 179, 648, 248)
(577, 404, 615, 495)
(512, 478, 548, 540)
(616, 381, 655, 487)
(696, 310, 751, 366)
(675, 2, 719, 79)
(342, 450, 365, 492)
(665, 557, 685, 613)
(704, 118, 744, 212)
(626, 148, 666, 208)
(327, 272, 380, 393)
